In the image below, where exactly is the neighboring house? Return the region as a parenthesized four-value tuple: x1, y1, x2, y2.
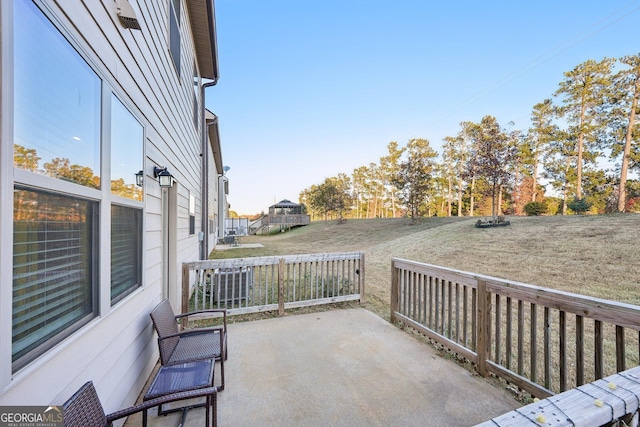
(0, 0, 225, 418)
(266, 199, 310, 227)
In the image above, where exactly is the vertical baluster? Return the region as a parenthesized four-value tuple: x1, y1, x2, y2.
(434, 278, 440, 334)
(471, 287, 477, 351)
(544, 307, 551, 390)
(495, 294, 501, 363)
(559, 310, 567, 392)
(447, 281, 453, 339)
(402, 269, 408, 318)
(517, 300, 524, 377)
(594, 320, 603, 380)
(506, 297, 512, 371)
(530, 303, 537, 383)
(440, 279, 447, 335)
(414, 272, 419, 323)
(428, 276, 434, 329)
(463, 285, 469, 347)
(616, 326, 626, 373)
(576, 315, 584, 386)
(455, 282, 460, 343)
(212, 268, 219, 309)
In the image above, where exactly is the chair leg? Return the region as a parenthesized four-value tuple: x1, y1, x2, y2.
(212, 392, 218, 427)
(219, 358, 225, 391)
(205, 395, 210, 427)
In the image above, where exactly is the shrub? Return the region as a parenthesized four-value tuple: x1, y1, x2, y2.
(567, 198, 592, 215)
(524, 201, 547, 216)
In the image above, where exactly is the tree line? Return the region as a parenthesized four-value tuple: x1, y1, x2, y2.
(300, 54, 640, 221)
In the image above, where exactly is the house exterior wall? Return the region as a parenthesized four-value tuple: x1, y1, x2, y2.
(0, 0, 220, 417)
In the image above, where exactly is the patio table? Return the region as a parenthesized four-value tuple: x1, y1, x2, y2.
(143, 360, 216, 427)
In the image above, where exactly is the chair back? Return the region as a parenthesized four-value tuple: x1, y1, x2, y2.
(150, 299, 180, 363)
(63, 381, 108, 427)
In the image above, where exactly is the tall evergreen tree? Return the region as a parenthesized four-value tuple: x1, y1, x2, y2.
(554, 58, 615, 199)
(351, 166, 369, 219)
(543, 130, 577, 215)
(526, 99, 557, 202)
(379, 142, 405, 218)
(394, 138, 438, 220)
(442, 136, 458, 217)
(608, 54, 640, 212)
(462, 121, 481, 216)
(470, 116, 516, 218)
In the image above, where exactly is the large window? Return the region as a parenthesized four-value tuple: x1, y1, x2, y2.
(12, 188, 98, 371)
(110, 96, 143, 303)
(12, 0, 145, 369)
(13, 0, 101, 188)
(12, 0, 102, 371)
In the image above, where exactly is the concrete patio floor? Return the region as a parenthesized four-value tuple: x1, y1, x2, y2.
(125, 308, 521, 427)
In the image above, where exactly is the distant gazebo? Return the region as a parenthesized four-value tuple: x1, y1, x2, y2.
(265, 199, 310, 228)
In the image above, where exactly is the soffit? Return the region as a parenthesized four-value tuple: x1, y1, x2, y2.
(206, 110, 223, 172)
(186, 0, 219, 80)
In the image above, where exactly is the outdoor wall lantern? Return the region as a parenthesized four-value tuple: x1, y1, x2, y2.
(153, 166, 174, 188)
(135, 170, 144, 187)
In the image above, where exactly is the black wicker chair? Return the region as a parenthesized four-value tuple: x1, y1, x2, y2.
(62, 381, 217, 427)
(150, 299, 227, 390)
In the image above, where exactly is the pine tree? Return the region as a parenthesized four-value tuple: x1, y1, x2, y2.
(394, 139, 438, 220)
(608, 54, 640, 212)
(554, 58, 615, 199)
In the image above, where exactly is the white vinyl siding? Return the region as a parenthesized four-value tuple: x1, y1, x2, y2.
(0, 0, 207, 413)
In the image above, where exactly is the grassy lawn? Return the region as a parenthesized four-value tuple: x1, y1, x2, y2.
(211, 214, 640, 321)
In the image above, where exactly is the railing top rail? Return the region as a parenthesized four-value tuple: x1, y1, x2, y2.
(392, 257, 640, 330)
(187, 252, 364, 270)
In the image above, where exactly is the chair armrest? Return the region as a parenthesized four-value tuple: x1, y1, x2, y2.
(175, 309, 227, 333)
(106, 386, 217, 423)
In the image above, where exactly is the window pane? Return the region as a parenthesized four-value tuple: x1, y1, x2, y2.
(111, 96, 143, 201)
(111, 205, 142, 303)
(193, 64, 199, 128)
(13, 0, 101, 188)
(13, 188, 97, 371)
(169, 1, 181, 74)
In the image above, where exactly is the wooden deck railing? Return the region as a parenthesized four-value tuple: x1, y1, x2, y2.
(476, 366, 640, 426)
(183, 252, 365, 316)
(390, 258, 640, 399)
(264, 214, 310, 225)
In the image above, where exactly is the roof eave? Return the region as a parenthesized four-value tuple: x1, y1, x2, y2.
(187, 0, 219, 81)
(206, 110, 223, 172)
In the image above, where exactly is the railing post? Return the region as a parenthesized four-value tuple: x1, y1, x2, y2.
(278, 258, 285, 316)
(390, 259, 399, 323)
(181, 263, 190, 328)
(476, 279, 490, 377)
(359, 253, 365, 304)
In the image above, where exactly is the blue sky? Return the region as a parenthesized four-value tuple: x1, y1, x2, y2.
(209, 0, 640, 215)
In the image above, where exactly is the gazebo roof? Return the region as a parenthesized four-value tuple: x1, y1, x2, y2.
(269, 199, 300, 208)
